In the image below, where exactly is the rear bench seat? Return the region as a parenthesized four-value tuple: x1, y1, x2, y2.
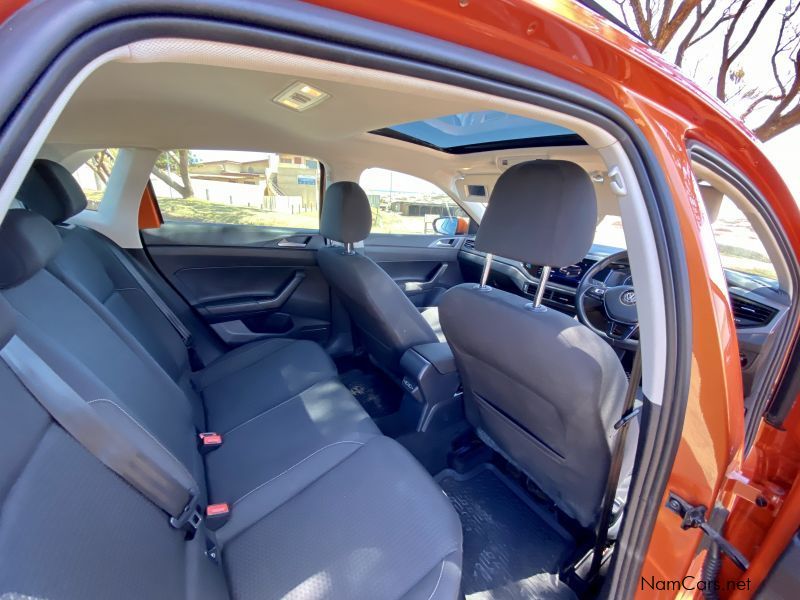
(17, 159, 340, 434)
(0, 210, 462, 594)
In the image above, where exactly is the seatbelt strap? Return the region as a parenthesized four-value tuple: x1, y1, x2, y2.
(105, 241, 193, 348)
(0, 335, 202, 536)
(587, 346, 643, 580)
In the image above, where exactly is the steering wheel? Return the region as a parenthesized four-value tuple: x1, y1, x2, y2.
(575, 250, 639, 351)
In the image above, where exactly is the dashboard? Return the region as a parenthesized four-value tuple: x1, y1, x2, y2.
(457, 237, 790, 395)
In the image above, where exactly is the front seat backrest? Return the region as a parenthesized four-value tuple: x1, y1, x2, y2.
(439, 160, 628, 528)
(317, 181, 439, 377)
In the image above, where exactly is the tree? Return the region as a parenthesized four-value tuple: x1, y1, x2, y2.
(86, 148, 117, 185)
(606, 0, 800, 141)
(151, 150, 196, 198)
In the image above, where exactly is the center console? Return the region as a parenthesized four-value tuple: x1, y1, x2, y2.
(399, 341, 462, 432)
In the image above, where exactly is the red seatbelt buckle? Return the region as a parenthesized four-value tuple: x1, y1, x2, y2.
(205, 503, 230, 531)
(198, 432, 223, 455)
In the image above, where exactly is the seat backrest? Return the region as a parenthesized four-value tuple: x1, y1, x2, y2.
(439, 161, 628, 528)
(17, 159, 229, 372)
(0, 246, 225, 600)
(317, 181, 438, 375)
(0, 209, 204, 475)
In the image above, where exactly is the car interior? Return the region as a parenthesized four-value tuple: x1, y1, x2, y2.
(0, 39, 793, 600)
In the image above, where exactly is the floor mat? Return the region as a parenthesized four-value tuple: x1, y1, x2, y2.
(338, 368, 402, 418)
(437, 465, 578, 600)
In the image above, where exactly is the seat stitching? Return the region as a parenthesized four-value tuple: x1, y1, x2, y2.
(87, 398, 196, 485)
(425, 560, 446, 600)
(222, 387, 309, 436)
(233, 440, 364, 506)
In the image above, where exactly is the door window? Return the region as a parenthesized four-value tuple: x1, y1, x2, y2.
(709, 193, 777, 282)
(358, 168, 466, 234)
(72, 148, 119, 210)
(149, 150, 321, 230)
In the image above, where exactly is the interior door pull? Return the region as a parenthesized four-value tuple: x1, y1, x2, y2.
(403, 263, 448, 292)
(277, 238, 309, 247)
(198, 271, 306, 319)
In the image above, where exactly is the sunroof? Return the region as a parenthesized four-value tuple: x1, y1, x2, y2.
(371, 110, 584, 153)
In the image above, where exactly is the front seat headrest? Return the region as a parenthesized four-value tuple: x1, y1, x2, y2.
(320, 181, 373, 243)
(0, 210, 63, 289)
(16, 158, 88, 224)
(476, 160, 597, 267)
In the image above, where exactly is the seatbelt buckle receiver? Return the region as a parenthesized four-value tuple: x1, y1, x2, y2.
(170, 493, 203, 539)
(205, 503, 231, 531)
(198, 432, 223, 454)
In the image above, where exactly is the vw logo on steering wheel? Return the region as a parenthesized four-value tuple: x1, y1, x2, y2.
(620, 290, 637, 306)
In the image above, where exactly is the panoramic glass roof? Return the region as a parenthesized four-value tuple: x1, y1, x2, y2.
(372, 110, 582, 153)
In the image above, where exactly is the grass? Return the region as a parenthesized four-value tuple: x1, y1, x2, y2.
(158, 196, 320, 229)
(155, 195, 432, 234)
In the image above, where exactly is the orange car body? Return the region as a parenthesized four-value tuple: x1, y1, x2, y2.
(2, 0, 798, 597)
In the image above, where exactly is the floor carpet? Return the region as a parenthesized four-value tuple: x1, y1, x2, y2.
(437, 465, 578, 600)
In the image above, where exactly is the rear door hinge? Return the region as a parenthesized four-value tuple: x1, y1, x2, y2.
(665, 492, 750, 571)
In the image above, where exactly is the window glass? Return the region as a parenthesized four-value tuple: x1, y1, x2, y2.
(358, 168, 466, 234)
(711, 196, 777, 281)
(149, 150, 321, 229)
(72, 148, 119, 210)
(593, 215, 627, 249)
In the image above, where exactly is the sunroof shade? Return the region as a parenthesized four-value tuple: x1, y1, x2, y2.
(372, 110, 581, 153)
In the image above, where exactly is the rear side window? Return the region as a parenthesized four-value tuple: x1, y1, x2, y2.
(149, 150, 321, 230)
(359, 168, 466, 234)
(72, 148, 119, 210)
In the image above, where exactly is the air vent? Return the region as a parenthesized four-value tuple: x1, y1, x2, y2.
(273, 82, 330, 112)
(730, 296, 778, 328)
(463, 238, 476, 251)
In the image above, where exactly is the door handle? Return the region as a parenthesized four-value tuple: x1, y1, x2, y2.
(402, 263, 448, 292)
(429, 237, 458, 248)
(277, 238, 308, 248)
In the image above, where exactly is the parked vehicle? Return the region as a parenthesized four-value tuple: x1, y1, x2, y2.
(0, 1, 798, 598)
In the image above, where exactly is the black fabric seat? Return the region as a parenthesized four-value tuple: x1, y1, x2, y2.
(18, 159, 339, 434)
(440, 160, 629, 529)
(317, 181, 445, 378)
(0, 180, 462, 596)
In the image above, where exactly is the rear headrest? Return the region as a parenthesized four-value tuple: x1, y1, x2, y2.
(16, 159, 88, 224)
(0, 210, 62, 289)
(476, 160, 597, 266)
(320, 181, 372, 243)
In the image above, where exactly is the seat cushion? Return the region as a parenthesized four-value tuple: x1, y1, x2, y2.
(223, 435, 462, 600)
(204, 379, 379, 514)
(196, 338, 337, 433)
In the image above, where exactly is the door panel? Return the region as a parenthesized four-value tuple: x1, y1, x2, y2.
(364, 233, 466, 308)
(142, 223, 332, 346)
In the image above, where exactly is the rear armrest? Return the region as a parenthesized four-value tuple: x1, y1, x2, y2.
(410, 342, 456, 375)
